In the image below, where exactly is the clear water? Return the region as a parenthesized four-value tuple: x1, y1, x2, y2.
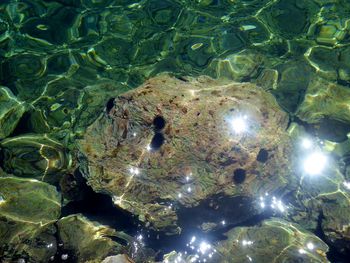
(1, 0, 350, 262)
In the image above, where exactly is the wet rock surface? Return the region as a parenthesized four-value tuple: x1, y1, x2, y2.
(0, 134, 72, 183)
(0, 176, 61, 262)
(78, 74, 294, 234)
(57, 214, 129, 263)
(0, 86, 26, 139)
(214, 219, 329, 263)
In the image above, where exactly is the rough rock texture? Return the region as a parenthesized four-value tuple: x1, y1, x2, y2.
(102, 255, 134, 263)
(57, 214, 129, 263)
(78, 74, 293, 233)
(0, 134, 71, 183)
(0, 176, 61, 262)
(288, 155, 350, 255)
(214, 218, 329, 263)
(297, 76, 350, 124)
(0, 86, 26, 139)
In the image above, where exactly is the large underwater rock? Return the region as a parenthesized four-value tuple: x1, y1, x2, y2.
(160, 218, 329, 263)
(297, 76, 350, 124)
(0, 86, 26, 139)
(57, 214, 130, 263)
(213, 218, 329, 263)
(0, 134, 71, 183)
(78, 74, 294, 234)
(0, 176, 61, 262)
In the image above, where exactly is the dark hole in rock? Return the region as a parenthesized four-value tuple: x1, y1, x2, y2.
(153, 116, 166, 130)
(150, 133, 165, 150)
(233, 168, 246, 184)
(9, 111, 33, 136)
(106, 98, 115, 113)
(257, 149, 268, 163)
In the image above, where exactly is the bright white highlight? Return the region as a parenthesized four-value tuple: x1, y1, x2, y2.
(199, 242, 211, 254)
(301, 138, 312, 149)
(190, 236, 196, 244)
(299, 248, 307, 254)
(343, 181, 350, 190)
(260, 194, 287, 213)
(242, 240, 253, 246)
(231, 116, 248, 134)
(306, 242, 314, 250)
(129, 167, 140, 175)
(303, 152, 327, 175)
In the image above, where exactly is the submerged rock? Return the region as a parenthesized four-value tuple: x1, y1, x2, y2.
(57, 214, 131, 263)
(0, 134, 71, 183)
(297, 76, 350, 124)
(214, 218, 329, 263)
(102, 254, 134, 263)
(0, 86, 26, 139)
(159, 219, 329, 263)
(0, 176, 61, 262)
(78, 74, 294, 234)
(288, 157, 350, 256)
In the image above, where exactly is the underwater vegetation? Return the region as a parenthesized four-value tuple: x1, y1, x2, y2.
(1, 0, 350, 262)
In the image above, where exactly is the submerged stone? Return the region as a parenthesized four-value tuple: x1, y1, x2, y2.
(0, 134, 71, 183)
(288, 156, 350, 256)
(0, 86, 26, 139)
(57, 214, 130, 263)
(296, 76, 350, 124)
(0, 176, 61, 262)
(102, 254, 134, 263)
(214, 218, 329, 263)
(78, 74, 294, 234)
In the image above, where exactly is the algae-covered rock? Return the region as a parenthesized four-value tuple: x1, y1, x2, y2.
(57, 214, 129, 263)
(258, 0, 318, 39)
(0, 176, 61, 262)
(102, 254, 134, 263)
(271, 61, 314, 113)
(214, 218, 329, 263)
(0, 86, 26, 139)
(204, 49, 267, 81)
(0, 134, 71, 183)
(78, 74, 294, 234)
(296, 76, 350, 124)
(288, 160, 350, 255)
(321, 192, 350, 253)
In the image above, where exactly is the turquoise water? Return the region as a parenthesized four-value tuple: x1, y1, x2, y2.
(1, 0, 350, 262)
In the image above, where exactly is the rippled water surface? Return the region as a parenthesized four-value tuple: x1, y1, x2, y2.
(1, 0, 350, 262)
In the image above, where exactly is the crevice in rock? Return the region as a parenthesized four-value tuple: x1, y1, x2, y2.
(314, 211, 350, 263)
(105, 98, 115, 114)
